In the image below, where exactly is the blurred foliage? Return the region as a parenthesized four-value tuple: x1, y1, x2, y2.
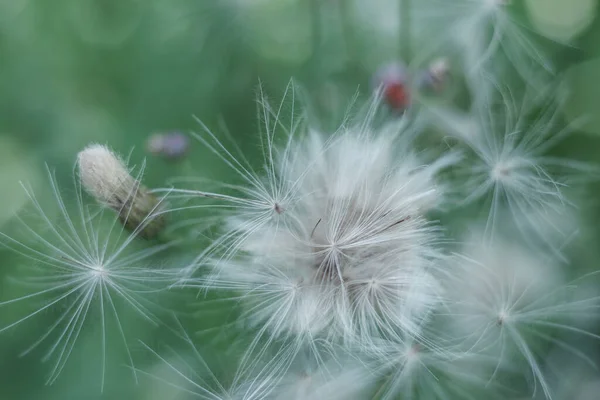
(0, 0, 600, 399)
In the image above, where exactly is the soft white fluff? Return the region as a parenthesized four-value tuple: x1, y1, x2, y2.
(175, 89, 455, 355)
(432, 87, 592, 252)
(0, 166, 171, 390)
(413, 0, 554, 88)
(446, 233, 600, 400)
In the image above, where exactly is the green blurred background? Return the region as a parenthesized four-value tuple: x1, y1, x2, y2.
(0, 0, 600, 398)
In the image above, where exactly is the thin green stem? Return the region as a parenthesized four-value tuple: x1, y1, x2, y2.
(339, 0, 357, 64)
(400, 0, 411, 62)
(309, 0, 322, 57)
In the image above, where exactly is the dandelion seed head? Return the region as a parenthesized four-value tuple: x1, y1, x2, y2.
(188, 88, 454, 348)
(439, 85, 592, 251)
(450, 234, 562, 334)
(269, 130, 445, 338)
(444, 232, 599, 400)
(0, 165, 172, 389)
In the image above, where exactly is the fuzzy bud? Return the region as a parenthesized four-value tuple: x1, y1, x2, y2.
(77, 144, 165, 239)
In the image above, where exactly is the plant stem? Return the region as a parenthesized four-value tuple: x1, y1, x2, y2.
(339, 0, 357, 64)
(309, 0, 322, 58)
(400, 0, 411, 62)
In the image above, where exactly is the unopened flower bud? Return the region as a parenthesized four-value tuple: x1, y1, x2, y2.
(146, 132, 190, 160)
(372, 61, 411, 112)
(77, 144, 166, 239)
(417, 58, 451, 93)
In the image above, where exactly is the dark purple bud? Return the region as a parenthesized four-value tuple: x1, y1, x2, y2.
(146, 132, 190, 160)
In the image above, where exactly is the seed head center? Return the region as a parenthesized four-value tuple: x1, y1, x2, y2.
(491, 162, 512, 182)
(496, 310, 510, 326)
(273, 202, 284, 214)
(90, 264, 108, 278)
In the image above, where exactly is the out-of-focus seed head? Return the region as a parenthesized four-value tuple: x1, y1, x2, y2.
(443, 231, 596, 400)
(77, 144, 166, 239)
(270, 350, 375, 400)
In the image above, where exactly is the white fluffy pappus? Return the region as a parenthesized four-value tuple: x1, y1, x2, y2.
(366, 333, 501, 400)
(267, 346, 375, 400)
(445, 233, 600, 400)
(167, 86, 458, 360)
(536, 347, 600, 400)
(156, 83, 312, 277)
(437, 85, 595, 252)
(138, 318, 296, 400)
(0, 164, 172, 390)
(413, 0, 556, 88)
